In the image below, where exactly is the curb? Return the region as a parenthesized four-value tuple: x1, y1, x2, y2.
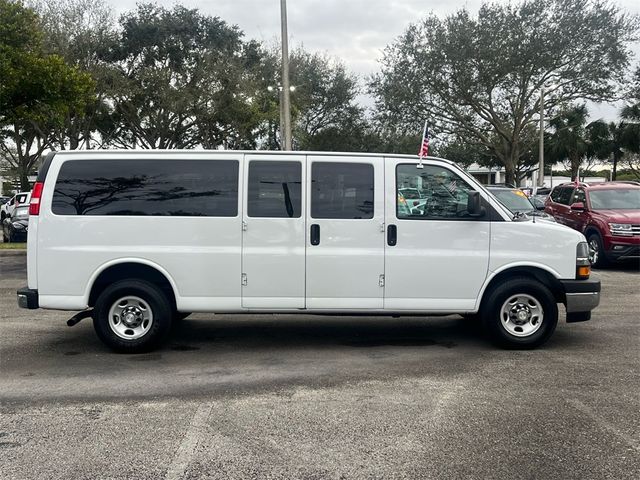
(0, 249, 27, 256)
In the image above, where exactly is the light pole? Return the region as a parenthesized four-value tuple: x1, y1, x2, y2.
(280, 0, 293, 150)
(267, 84, 296, 150)
(538, 85, 545, 188)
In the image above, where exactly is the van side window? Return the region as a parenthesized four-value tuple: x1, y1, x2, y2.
(396, 164, 475, 219)
(247, 161, 301, 218)
(311, 162, 374, 219)
(52, 159, 239, 216)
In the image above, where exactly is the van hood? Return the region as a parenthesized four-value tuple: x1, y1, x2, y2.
(592, 209, 640, 223)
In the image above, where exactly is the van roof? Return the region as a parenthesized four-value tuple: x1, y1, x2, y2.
(37, 150, 459, 183)
(51, 149, 454, 163)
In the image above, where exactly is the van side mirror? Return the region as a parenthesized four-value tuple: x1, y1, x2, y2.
(570, 202, 585, 211)
(467, 191, 486, 218)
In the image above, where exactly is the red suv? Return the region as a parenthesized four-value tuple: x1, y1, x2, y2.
(545, 182, 640, 267)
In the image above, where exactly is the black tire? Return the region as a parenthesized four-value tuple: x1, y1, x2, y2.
(482, 277, 558, 349)
(460, 313, 481, 323)
(93, 279, 172, 353)
(173, 311, 191, 322)
(587, 232, 608, 268)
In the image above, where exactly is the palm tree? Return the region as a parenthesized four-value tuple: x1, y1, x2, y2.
(546, 104, 589, 181)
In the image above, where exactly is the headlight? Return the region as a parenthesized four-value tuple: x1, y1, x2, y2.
(608, 223, 632, 236)
(12, 222, 26, 230)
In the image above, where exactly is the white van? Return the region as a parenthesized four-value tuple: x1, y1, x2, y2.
(18, 151, 600, 352)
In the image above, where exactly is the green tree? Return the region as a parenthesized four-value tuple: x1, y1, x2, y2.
(546, 104, 589, 181)
(620, 67, 640, 158)
(255, 47, 367, 151)
(103, 3, 261, 149)
(27, 0, 118, 150)
(289, 50, 364, 151)
(0, 0, 94, 190)
(370, 0, 637, 185)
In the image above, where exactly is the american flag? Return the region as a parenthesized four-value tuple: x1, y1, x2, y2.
(418, 121, 429, 157)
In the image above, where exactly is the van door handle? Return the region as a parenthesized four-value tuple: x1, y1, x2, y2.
(387, 224, 397, 246)
(310, 224, 320, 245)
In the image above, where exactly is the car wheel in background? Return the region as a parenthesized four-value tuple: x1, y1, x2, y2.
(587, 233, 608, 268)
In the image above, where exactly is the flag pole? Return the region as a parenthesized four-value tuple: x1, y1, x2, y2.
(418, 119, 428, 169)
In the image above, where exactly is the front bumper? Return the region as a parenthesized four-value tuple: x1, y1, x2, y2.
(604, 234, 640, 262)
(17, 287, 39, 309)
(560, 279, 601, 322)
(607, 244, 640, 262)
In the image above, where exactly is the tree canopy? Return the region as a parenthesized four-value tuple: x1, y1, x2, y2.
(0, 0, 94, 190)
(370, 0, 638, 184)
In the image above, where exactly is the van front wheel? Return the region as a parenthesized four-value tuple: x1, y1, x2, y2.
(482, 277, 558, 349)
(93, 280, 172, 353)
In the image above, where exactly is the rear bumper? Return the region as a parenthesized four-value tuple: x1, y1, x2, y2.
(560, 279, 601, 322)
(17, 287, 39, 309)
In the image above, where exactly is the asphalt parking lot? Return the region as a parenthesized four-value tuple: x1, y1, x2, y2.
(1, 251, 639, 480)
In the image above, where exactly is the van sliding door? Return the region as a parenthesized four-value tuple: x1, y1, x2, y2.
(305, 157, 385, 309)
(241, 155, 306, 309)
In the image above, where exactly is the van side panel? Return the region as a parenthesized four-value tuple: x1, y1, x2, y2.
(36, 153, 244, 311)
(489, 222, 580, 281)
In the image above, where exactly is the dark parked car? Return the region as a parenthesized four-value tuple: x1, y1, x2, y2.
(487, 186, 555, 221)
(2, 205, 29, 242)
(545, 182, 640, 267)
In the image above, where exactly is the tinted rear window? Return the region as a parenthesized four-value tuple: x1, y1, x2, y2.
(52, 159, 239, 216)
(247, 161, 302, 218)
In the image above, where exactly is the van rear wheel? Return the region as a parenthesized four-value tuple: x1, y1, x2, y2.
(93, 280, 172, 353)
(482, 277, 557, 349)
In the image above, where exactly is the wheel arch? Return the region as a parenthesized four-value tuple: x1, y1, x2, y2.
(86, 259, 179, 310)
(477, 265, 565, 312)
(583, 224, 602, 239)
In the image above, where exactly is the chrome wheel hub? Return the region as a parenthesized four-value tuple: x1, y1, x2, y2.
(500, 294, 544, 337)
(108, 296, 153, 340)
(588, 239, 599, 264)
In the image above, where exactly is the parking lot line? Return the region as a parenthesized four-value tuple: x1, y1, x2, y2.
(568, 399, 640, 453)
(165, 403, 213, 480)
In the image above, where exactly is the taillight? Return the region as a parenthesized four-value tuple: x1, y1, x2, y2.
(29, 182, 44, 216)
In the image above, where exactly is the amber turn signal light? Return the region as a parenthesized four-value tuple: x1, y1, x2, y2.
(576, 265, 590, 279)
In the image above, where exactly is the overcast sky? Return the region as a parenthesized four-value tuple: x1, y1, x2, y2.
(108, 0, 640, 120)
